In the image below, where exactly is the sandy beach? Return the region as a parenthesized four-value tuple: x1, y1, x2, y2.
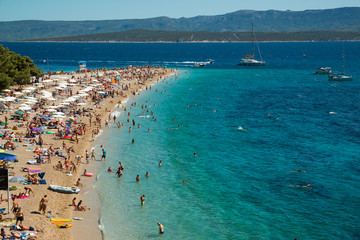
(0, 66, 174, 240)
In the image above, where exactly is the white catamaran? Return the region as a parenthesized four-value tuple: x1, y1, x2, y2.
(238, 24, 265, 66)
(328, 43, 352, 81)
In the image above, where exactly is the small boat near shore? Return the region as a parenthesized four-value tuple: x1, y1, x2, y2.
(313, 67, 332, 75)
(48, 185, 80, 194)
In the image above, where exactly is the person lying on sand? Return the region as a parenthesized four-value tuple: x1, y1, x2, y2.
(19, 224, 43, 232)
(0, 213, 13, 222)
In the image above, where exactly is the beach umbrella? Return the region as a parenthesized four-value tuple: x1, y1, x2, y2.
(15, 110, 25, 115)
(9, 176, 25, 182)
(25, 87, 36, 91)
(31, 127, 41, 132)
(19, 106, 31, 111)
(2, 89, 11, 92)
(14, 92, 23, 95)
(4, 97, 16, 102)
(0, 152, 17, 161)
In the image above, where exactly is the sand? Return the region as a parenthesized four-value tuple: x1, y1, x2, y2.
(0, 66, 174, 239)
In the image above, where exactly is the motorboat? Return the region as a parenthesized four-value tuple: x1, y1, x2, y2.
(313, 67, 332, 75)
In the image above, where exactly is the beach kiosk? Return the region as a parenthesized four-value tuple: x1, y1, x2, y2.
(78, 61, 87, 72)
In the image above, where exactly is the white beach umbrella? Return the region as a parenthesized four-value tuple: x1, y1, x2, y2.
(19, 106, 31, 110)
(25, 87, 36, 90)
(64, 97, 77, 102)
(47, 109, 57, 112)
(14, 92, 23, 95)
(3, 89, 11, 92)
(43, 80, 53, 83)
(4, 97, 16, 101)
(25, 97, 37, 100)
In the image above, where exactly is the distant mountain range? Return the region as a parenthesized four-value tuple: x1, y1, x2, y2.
(1, 7, 360, 41)
(27, 29, 360, 42)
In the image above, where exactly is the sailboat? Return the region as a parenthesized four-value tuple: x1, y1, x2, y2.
(237, 23, 265, 66)
(328, 43, 352, 81)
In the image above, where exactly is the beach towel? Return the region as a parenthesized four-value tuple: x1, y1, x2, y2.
(21, 181, 32, 185)
(0, 220, 16, 227)
(14, 196, 28, 199)
(26, 148, 35, 151)
(39, 179, 46, 184)
(27, 160, 39, 165)
(27, 168, 41, 173)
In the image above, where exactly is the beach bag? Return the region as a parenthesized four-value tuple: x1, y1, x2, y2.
(38, 172, 45, 179)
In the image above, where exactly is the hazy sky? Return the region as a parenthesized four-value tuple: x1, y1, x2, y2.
(1, 0, 360, 21)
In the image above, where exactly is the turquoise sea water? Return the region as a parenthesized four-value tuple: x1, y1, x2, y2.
(2, 42, 360, 239)
(95, 68, 360, 240)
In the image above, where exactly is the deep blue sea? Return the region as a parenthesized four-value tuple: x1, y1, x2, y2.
(2, 42, 360, 239)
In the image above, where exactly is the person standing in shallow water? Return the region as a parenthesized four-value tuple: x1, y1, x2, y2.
(140, 195, 145, 205)
(101, 148, 106, 161)
(157, 222, 164, 234)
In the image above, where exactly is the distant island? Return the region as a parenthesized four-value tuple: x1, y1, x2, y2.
(24, 29, 360, 42)
(1, 7, 360, 42)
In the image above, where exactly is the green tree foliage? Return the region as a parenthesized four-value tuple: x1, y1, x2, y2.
(0, 45, 43, 90)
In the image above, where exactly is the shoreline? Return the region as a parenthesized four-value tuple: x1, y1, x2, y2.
(70, 69, 176, 240)
(10, 40, 360, 43)
(0, 66, 175, 240)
